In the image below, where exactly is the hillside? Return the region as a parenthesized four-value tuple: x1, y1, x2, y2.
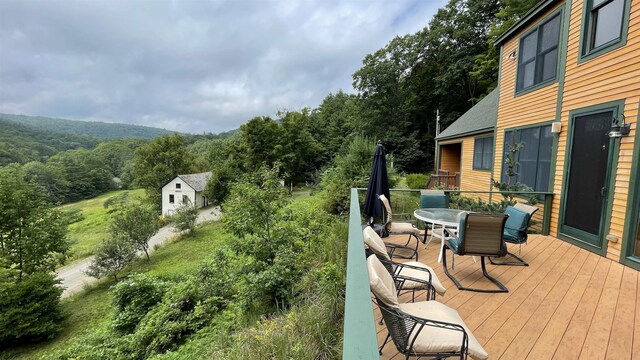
(0, 119, 100, 166)
(0, 113, 177, 140)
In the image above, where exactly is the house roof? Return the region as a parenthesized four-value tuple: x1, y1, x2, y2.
(175, 172, 212, 192)
(495, 0, 558, 46)
(435, 88, 498, 141)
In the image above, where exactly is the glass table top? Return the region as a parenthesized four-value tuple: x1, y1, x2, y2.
(414, 208, 468, 225)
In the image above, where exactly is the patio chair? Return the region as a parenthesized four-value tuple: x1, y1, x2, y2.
(490, 203, 539, 267)
(367, 255, 489, 359)
(442, 213, 509, 293)
(419, 190, 450, 247)
(363, 226, 446, 302)
(379, 194, 422, 260)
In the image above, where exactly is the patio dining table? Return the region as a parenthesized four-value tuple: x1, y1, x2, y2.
(414, 208, 468, 262)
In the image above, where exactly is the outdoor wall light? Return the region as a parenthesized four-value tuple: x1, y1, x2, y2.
(607, 114, 631, 138)
(507, 50, 517, 60)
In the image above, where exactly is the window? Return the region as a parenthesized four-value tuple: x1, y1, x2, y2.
(169, 194, 175, 204)
(501, 125, 553, 192)
(582, 0, 627, 57)
(516, 13, 561, 92)
(473, 136, 493, 170)
(176, 183, 181, 189)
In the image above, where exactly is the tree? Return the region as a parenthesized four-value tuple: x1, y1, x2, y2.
(86, 236, 136, 282)
(204, 157, 241, 205)
(239, 116, 285, 171)
(132, 134, 195, 207)
(0, 271, 65, 346)
(173, 198, 199, 235)
(110, 204, 160, 261)
(223, 166, 289, 242)
(0, 165, 69, 280)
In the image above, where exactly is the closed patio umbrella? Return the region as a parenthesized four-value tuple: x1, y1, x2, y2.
(363, 140, 390, 226)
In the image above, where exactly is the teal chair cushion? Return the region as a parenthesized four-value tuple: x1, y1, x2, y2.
(447, 237, 462, 254)
(503, 206, 529, 244)
(420, 194, 448, 208)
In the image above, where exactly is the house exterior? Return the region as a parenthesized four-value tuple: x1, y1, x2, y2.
(161, 172, 212, 216)
(435, 0, 640, 268)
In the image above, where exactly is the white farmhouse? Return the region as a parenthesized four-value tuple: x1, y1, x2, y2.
(161, 172, 212, 216)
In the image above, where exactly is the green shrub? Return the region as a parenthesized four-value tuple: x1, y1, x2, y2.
(405, 173, 429, 189)
(131, 279, 208, 357)
(320, 137, 398, 215)
(0, 272, 64, 346)
(111, 274, 169, 334)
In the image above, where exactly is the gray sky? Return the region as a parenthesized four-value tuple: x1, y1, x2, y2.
(0, 0, 446, 134)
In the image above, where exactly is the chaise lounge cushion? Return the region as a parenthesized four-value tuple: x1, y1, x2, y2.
(400, 261, 447, 295)
(366, 255, 399, 307)
(389, 221, 421, 236)
(398, 301, 488, 359)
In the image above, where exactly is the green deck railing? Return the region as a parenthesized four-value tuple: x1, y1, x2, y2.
(342, 188, 379, 359)
(342, 188, 555, 358)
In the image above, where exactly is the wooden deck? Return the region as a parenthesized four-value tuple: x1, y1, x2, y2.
(375, 234, 640, 359)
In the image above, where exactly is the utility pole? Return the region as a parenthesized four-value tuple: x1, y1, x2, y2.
(434, 109, 440, 172)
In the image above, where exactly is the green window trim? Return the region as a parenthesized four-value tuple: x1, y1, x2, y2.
(620, 100, 640, 270)
(473, 136, 494, 171)
(500, 122, 554, 193)
(578, 0, 631, 63)
(515, 8, 563, 96)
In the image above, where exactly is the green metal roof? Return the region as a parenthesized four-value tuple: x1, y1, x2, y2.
(436, 88, 498, 141)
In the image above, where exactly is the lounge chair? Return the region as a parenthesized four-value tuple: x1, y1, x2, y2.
(367, 255, 489, 359)
(490, 203, 539, 266)
(363, 226, 446, 301)
(379, 194, 421, 260)
(442, 213, 509, 293)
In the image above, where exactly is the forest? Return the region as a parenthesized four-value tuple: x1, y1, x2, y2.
(0, 0, 538, 358)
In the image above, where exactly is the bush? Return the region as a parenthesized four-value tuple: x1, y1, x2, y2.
(405, 173, 430, 189)
(320, 137, 398, 215)
(86, 236, 137, 282)
(0, 272, 64, 346)
(111, 274, 169, 334)
(173, 200, 199, 235)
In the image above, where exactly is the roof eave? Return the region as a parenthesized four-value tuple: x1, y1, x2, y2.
(435, 127, 495, 141)
(495, 0, 559, 47)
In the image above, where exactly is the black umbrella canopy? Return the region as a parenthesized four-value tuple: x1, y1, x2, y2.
(363, 140, 390, 223)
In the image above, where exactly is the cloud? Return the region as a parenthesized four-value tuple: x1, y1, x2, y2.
(0, 0, 445, 133)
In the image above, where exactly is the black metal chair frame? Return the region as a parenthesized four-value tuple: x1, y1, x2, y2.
(442, 214, 509, 293)
(489, 205, 539, 267)
(374, 295, 470, 359)
(379, 196, 421, 261)
(366, 249, 438, 302)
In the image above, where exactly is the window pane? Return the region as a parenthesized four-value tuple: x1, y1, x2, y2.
(593, 0, 624, 48)
(541, 49, 558, 81)
(593, 0, 608, 6)
(518, 128, 541, 188)
(523, 62, 535, 88)
(473, 139, 483, 169)
(482, 137, 493, 169)
(541, 15, 561, 51)
(521, 32, 538, 61)
(536, 126, 553, 191)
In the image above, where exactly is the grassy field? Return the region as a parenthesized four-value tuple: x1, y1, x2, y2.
(60, 189, 145, 263)
(2, 220, 228, 360)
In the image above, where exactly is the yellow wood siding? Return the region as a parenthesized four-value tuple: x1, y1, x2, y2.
(496, 0, 640, 263)
(453, 135, 493, 202)
(495, 2, 565, 186)
(552, 0, 640, 261)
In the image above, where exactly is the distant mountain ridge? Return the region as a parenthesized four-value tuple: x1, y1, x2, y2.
(0, 113, 178, 140)
(0, 118, 101, 166)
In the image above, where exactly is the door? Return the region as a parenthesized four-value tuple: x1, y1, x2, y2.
(560, 110, 615, 248)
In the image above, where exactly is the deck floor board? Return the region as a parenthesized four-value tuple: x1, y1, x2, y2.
(373, 234, 640, 360)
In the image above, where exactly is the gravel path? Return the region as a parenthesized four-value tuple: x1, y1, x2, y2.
(56, 206, 221, 299)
